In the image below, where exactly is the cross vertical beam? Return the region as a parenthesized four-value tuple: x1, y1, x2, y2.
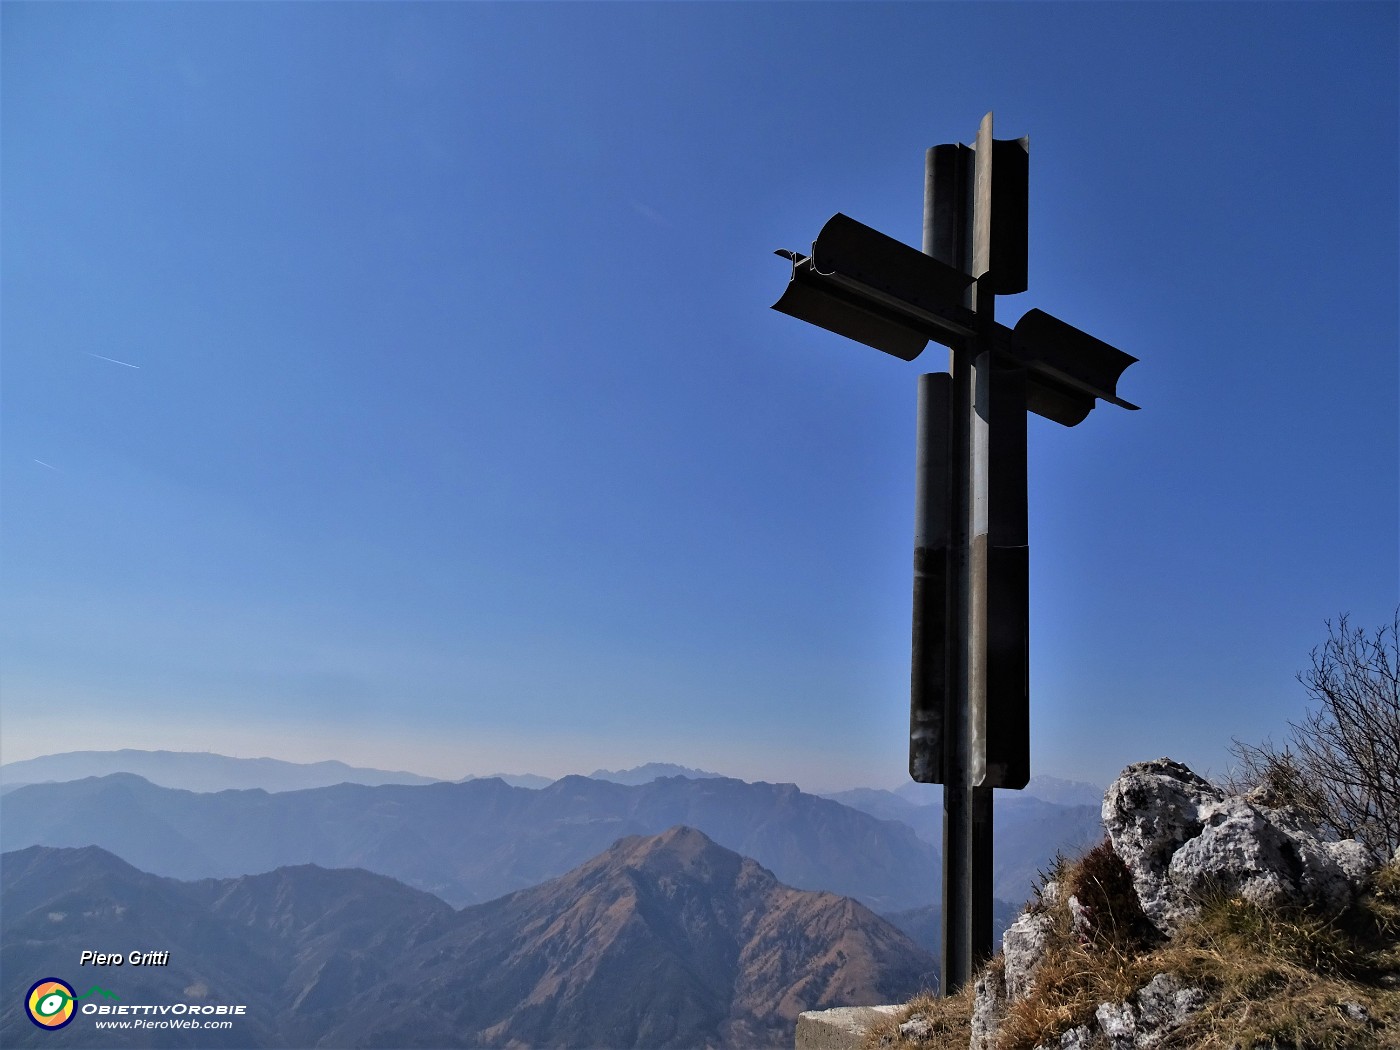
(917, 112, 1029, 993)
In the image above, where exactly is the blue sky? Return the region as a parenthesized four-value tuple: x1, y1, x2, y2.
(2, 3, 1395, 793)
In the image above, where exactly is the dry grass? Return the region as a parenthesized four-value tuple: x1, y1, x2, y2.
(861, 986, 976, 1050)
(864, 844, 1400, 1050)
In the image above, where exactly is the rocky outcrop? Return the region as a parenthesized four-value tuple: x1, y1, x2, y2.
(970, 758, 1384, 1050)
(1102, 757, 1375, 936)
(969, 964, 1006, 1050)
(969, 893, 1058, 1050)
(1001, 889, 1058, 1000)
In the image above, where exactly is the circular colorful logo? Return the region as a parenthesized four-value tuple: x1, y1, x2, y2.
(26, 978, 76, 1030)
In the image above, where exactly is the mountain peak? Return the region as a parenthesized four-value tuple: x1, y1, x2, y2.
(653, 823, 710, 847)
(358, 828, 934, 1049)
(457, 772, 555, 789)
(586, 762, 727, 785)
(598, 825, 754, 885)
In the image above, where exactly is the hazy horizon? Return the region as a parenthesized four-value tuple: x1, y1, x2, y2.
(0, 745, 1125, 797)
(0, 744, 1107, 793)
(3, 5, 1395, 797)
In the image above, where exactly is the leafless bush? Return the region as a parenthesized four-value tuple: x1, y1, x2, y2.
(1230, 610, 1400, 859)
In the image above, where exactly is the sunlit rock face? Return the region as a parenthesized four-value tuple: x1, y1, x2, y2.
(1102, 757, 1374, 936)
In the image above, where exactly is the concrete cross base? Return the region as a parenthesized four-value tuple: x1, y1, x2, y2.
(795, 1005, 901, 1050)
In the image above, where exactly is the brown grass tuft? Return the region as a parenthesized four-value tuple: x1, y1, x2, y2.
(1062, 839, 1160, 952)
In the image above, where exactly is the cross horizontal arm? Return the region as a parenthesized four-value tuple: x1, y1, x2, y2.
(772, 245, 1138, 424)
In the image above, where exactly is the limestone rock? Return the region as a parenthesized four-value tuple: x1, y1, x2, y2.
(898, 1013, 933, 1040)
(1102, 757, 1376, 935)
(1133, 972, 1206, 1047)
(1067, 893, 1092, 941)
(1049, 973, 1207, 1050)
(1002, 888, 1058, 1000)
(969, 964, 1006, 1050)
(1338, 999, 1369, 1024)
(1095, 1000, 1136, 1049)
(1033, 1024, 1092, 1050)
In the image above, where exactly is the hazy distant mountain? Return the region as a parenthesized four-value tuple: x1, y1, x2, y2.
(891, 774, 1105, 809)
(458, 772, 555, 789)
(822, 787, 926, 826)
(587, 761, 727, 784)
(1016, 775, 1106, 808)
(2, 834, 934, 1048)
(992, 795, 1104, 905)
(824, 785, 1103, 907)
(1, 772, 938, 912)
(881, 899, 1021, 959)
(0, 750, 440, 793)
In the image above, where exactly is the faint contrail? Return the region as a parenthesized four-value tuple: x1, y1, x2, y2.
(630, 200, 673, 229)
(84, 352, 140, 369)
(34, 459, 59, 471)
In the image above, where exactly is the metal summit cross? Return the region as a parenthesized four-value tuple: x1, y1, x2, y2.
(769, 113, 1140, 995)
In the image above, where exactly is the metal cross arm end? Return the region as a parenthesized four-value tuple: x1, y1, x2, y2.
(991, 308, 1141, 427)
(772, 213, 976, 362)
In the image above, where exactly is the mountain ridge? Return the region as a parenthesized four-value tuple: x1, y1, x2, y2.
(0, 749, 441, 794)
(3, 750, 1105, 804)
(1, 771, 938, 912)
(3, 753, 1104, 908)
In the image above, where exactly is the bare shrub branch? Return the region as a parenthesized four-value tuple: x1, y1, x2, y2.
(1230, 610, 1400, 859)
